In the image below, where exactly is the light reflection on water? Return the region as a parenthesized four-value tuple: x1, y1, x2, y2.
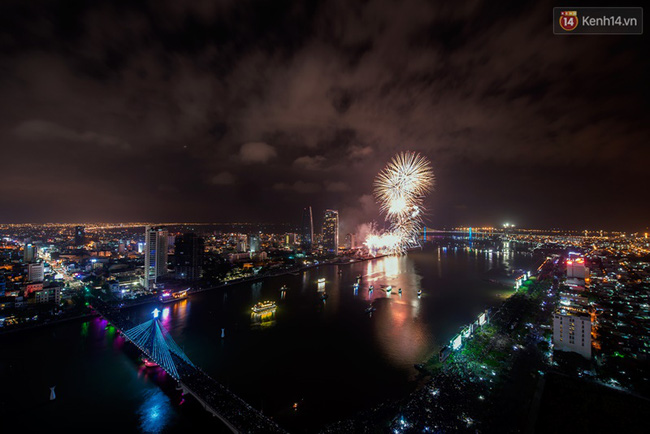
(138, 388, 173, 434)
(119, 243, 534, 432)
(251, 310, 276, 327)
(369, 255, 428, 364)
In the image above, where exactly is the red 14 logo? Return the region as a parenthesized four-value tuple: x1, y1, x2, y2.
(560, 11, 578, 31)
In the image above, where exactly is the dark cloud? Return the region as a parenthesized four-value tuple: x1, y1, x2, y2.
(14, 119, 131, 150)
(239, 142, 277, 164)
(293, 155, 327, 171)
(0, 0, 648, 230)
(209, 171, 235, 186)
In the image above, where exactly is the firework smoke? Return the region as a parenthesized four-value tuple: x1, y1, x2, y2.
(365, 152, 434, 255)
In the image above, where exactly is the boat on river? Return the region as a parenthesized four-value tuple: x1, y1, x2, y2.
(251, 301, 277, 313)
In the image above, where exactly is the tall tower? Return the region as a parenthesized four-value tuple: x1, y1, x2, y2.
(301, 206, 314, 252)
(144, 226, 169, 290)
(249, 233, 261, 253)
(323, 209, 339, 254)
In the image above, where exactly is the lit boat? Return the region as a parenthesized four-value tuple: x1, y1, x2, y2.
(353, 282, 359, 289)
(369, 285, 374, 292)
(417, 289, 422, 296)
(365, 305, 376, 313)
(398, 288, 402, 295)
(280, 285, 288, 292)
(159, 289, 189, 303)
(317, 278, 326, 284)
(385, 286, 392, 293)
(321, 292, 329, 300)
(251, 301, 277, 313)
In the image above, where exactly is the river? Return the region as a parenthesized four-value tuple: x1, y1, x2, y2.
(0, 242, 536, 433)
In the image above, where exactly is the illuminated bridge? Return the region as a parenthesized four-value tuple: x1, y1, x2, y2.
(97, 305, 286, 434)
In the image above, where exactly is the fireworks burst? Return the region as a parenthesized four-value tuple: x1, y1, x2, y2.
(366, 152, 434, 254)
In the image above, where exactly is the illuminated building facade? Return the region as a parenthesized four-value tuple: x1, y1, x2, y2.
(174, 233, 204, 281)
(144, 226, 169, 290)
(23, 243, 36, 262)
(28, 262, 44, 282)
(236, 236, 248, 253)
(34, 285, 61, 304)
(249, 234, 260, 253)
(284, 233, 298, 247)
(323, 209, 339, 254)
(567, 257, 589, 279)
(553, 311, 592, 359)
(301, 206, 314, 251)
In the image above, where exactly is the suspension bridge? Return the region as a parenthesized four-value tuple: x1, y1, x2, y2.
(96, 304, 286, 434)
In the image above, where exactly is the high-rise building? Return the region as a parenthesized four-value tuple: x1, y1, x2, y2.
(74, 226, 85, 246)
(23, 243, 37, 263)
(566, 257, 589, 279)
(144, 226, 169, 290)
(249, 234, 261, 253)
(284, 233, 298, 248)
(28, 262, 44, 282)
(323, 209, 339, 254)
(236, 235, 248, 253)
(301, 206, 314, 251)
(552, 311, 592, 359)
(174, 233, 204, 281)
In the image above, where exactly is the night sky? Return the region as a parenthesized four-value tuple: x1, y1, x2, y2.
(0, 0, 648, 232)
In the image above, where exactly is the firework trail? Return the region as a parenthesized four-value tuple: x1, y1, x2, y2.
(365, 152, 434, 254)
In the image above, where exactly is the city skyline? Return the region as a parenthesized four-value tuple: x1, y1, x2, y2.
(0, 0, 648, 231)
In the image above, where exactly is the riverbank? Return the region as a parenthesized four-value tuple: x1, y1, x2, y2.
(0, 252, 389, 336)
(385, 275, 554, 432)
(322, 269, 553, 433)
(0, 311, 99, 336)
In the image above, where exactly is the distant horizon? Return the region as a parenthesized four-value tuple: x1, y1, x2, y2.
(0, 221, 647, 234)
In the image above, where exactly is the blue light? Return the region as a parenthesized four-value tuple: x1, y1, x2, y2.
(138, 388, 172, 434)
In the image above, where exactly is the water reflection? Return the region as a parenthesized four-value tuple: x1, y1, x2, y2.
(80, 321, 88, 337)
(251, 310, 276, 327)
(356, 255, 430, 365)
(384, 255, 399, 278)
(251, 282, 262, 300)
(170, 300, 190, 333)
(138, 388, 173, 434)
